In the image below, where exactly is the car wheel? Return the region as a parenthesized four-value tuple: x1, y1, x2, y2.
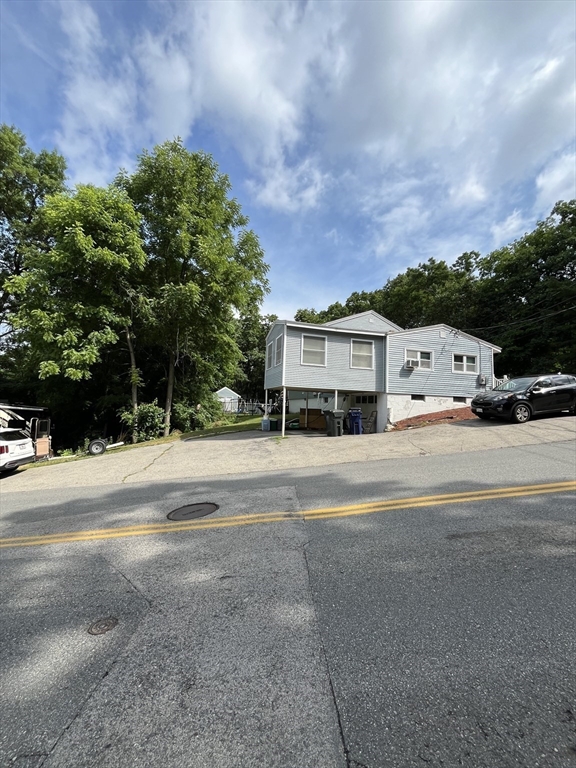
(511, 403, 531, 424)
(88, 439, 107, 456)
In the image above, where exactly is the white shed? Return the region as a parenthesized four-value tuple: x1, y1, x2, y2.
(215, 387, 240, 412)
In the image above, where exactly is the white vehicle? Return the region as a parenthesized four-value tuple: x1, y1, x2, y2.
(0, 428, 35, 474)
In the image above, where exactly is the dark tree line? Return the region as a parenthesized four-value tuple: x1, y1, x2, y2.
(295, 201, 576, 378)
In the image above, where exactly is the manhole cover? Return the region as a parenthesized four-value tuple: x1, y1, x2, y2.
(88, 617, 118, 635)
(167, 502, 219, 521)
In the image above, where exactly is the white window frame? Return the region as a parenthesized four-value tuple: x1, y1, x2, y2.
(275, 335, 283, 366)
(405, 349, 433, 370)
(266, 341, 274, 370)
(453, 353, 477, 374)
(301, 334, 327, 367)
(350, 339, 374, 370)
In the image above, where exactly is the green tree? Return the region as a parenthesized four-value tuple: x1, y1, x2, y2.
(471, 201, 576, 375)
(0, 124, 66, 344)
(119, 139, 269, 435)
(7, 185, 146, 437)
(233, 312, 277, 399)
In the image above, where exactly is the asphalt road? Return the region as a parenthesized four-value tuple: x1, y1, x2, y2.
(0, 437, 575, 767)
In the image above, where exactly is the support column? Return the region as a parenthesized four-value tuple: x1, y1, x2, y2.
(305, 393, 309, 428)
(265, 390, 268, 416)
(281, 386, 287, 437)
(334, 389, 338, 409)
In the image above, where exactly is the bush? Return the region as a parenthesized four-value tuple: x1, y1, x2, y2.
(172, 395, 233, 432)
(119, 400, 165, 442)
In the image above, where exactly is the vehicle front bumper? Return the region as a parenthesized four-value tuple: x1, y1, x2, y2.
(471, 401, 514, 419)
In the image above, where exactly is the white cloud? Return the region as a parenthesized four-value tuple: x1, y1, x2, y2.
(55, 0, 139, 184)
(490, 210, 529, 247)
(248, 158, 328, 213)
(535, 152, 576, 215)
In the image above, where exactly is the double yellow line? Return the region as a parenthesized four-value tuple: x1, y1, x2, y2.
(1, 481, 574, 549)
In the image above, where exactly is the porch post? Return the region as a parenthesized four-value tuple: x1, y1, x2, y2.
(334, 389, 338, 409)
(281, 386, 287, 436)
(265, 389, 268, 416)
(305, 392, 309, 428)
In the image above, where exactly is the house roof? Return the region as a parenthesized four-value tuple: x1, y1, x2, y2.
(389, 324, 502, 352)
(215, 387, 240, 399)
(323, 310, 403, 332)
(266, 318, 395, 341)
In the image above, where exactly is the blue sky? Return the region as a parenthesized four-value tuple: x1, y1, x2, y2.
(1, 0, 574, 320)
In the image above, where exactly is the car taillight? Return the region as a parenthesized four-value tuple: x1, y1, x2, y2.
(0, 446, 8, 454)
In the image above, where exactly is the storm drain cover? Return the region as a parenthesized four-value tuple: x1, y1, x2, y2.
(88, 617, 118, 635)
(167, 502, 219, 522)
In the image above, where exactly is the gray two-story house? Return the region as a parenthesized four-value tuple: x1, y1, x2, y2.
(263, 311, 501, 432)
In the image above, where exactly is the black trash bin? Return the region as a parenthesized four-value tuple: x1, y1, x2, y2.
(332, 409, 344, 437)
(323, 409, 334, 436)
(323, 409, 345, 437)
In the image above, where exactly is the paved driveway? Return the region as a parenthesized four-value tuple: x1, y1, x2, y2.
(2, 414, 575, 492)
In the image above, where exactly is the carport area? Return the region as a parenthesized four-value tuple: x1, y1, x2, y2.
(263, 388, 386, 437)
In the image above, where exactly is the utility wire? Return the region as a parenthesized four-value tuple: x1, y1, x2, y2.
(463, 305, 576, 332)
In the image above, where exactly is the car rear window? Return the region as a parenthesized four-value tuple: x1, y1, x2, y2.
(0, 430, 28, 441)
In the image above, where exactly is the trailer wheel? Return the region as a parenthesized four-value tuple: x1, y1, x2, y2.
(88, 439, 107, 456)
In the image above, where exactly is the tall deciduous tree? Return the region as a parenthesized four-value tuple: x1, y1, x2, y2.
(7, 185, 146, 436)
(0, 124, 66, 343)
(118, 140, 269, 435)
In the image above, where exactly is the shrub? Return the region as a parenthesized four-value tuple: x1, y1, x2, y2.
(119, 400, 165, 442)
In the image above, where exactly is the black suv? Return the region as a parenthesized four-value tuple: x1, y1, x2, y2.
(471, 374, 576, 423)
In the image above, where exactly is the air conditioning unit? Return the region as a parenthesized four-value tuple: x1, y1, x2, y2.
(405, 359, 419, 370)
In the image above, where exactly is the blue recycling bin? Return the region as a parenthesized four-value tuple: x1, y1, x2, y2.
(348, 408, 363, 435)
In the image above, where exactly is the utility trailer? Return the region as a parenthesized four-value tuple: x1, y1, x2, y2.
(0, 404, 52, 460)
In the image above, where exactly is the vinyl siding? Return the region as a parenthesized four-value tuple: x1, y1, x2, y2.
(264, 323, 285, 390)
(387, 327, 494, 397)
(283, 326, 385, 391)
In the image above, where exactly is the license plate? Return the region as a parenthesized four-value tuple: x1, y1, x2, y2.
(475, 408, 483, 413)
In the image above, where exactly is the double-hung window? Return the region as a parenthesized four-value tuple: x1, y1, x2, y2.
(266, 341, 274, 370)
(302, 335, 326, 366)
(275, 335, 283, 366)
(406, 349, 432, 369)
(351, 339, 374, 369)
(453, 354, 477, 373)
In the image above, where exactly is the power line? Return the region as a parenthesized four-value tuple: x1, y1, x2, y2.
(463, 305, 576, 332)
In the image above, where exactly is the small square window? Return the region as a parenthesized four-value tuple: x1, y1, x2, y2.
(351, 339, 374, 369)
(453, 396, 467, 403)
(411, 394, 426, 401)
(454, 354, 477, 373)
(302, 335, 326, 366)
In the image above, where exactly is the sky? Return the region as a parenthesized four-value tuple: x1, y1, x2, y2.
(1, 0, 575, 321)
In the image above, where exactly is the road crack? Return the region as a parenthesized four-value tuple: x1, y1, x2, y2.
(302, 543, 352, 767)
(121, 443, 174, 483)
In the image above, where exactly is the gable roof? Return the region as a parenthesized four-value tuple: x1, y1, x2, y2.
(215, 386, 240, 399)
(323, 310, 403, 332)
(388, 324, 502, 352)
